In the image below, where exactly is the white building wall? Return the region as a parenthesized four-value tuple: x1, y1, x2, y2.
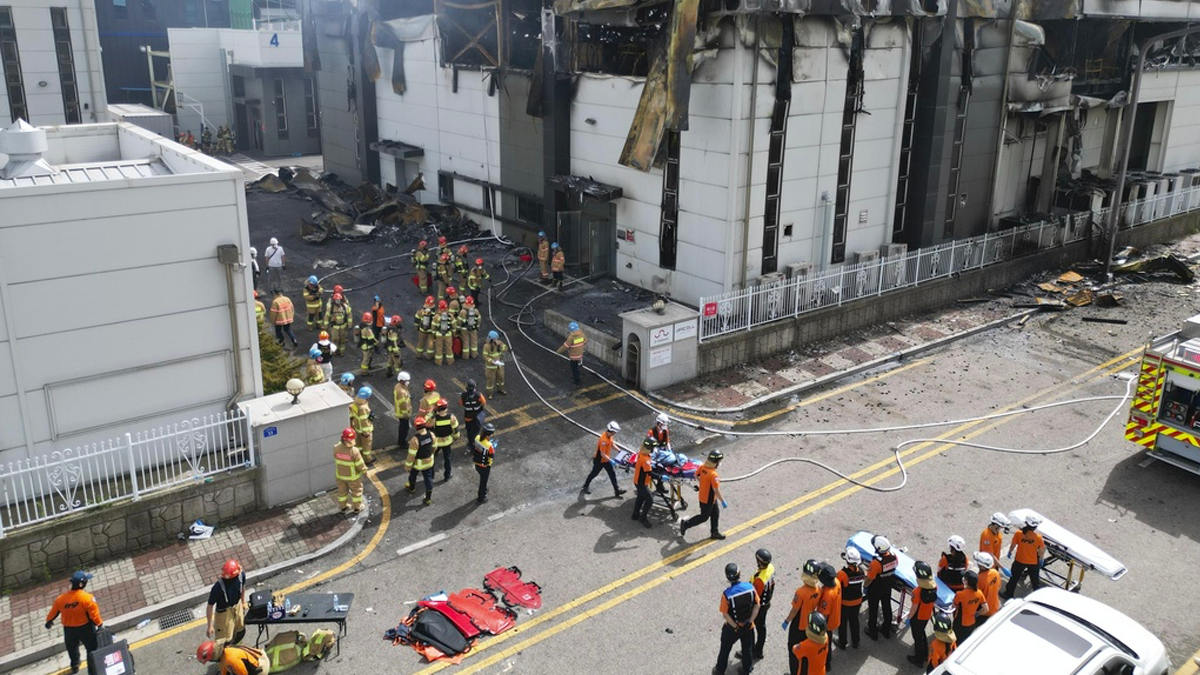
(3, 0, 106, 126)
(0, 124, 260, 463)
(1144, 69, 1200, 173)
(168, 28, 231, 136)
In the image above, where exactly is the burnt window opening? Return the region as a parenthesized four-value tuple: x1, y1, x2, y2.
(232, 75, 245, 98)
(831, 29, 865, 265)
(659, 130, 681, 270)
(439, 173, 455, 202)
(573, 5, 668, 77)
(943, 21, 974, 238)
(518, 195, 543, 227)
(893, 21, 922, 242)
(437, 0, 501, 68)
(762, 16, 793, 275)
(506, 0, 541, 70)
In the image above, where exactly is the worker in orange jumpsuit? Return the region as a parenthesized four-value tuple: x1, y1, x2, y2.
(1002, 514, 1045, 599)
(979, 512, 1009, 564)
(973, 552, 1002, 623)
(791, 610, 829, 675)
(952, 570, 986, 643)
(816, 562, 841, 671)
(905, 561, 938, 667)
(784, 559, 823, 675)
(679, 449, 726, 540)
(46, 571, 103, 675)
(836, 546, 866, 650)
(630, 437, 655, 527)
(927, 612, 957, 673)
(582, 421, 626, 497)
(196, 641, 269, 675)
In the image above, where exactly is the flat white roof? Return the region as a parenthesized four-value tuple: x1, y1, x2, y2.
(0, 159, 171, 188)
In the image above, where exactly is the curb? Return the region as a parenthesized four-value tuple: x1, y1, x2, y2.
(649, 309, 1038, 414)
(0, 510, 366, 673)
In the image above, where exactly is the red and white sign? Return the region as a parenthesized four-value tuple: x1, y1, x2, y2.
(703, 302, 718, 317)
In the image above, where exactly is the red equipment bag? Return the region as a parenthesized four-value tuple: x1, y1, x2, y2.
(452, 336, 463, 359)
(483, 566, 543, 609)
(418, 600, 481, 639)
(412, 274, 420, 287)
(446, 589, 516, 635)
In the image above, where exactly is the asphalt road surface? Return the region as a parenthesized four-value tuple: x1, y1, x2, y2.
(105, 256, 1200, 675)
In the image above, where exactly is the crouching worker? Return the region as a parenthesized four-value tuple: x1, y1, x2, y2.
(196, 640, 269, 675)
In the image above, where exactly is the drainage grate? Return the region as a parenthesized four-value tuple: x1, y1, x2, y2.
(158, 608, 194, 630)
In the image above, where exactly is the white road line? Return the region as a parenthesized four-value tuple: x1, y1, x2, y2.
(371, 388, 396, 416)
(487, 502, 529, 522)
(520, 360, 556, 389)
(396, 533, 447, 557)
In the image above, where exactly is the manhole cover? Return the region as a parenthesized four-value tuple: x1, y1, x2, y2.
(158, 608, 194, 630)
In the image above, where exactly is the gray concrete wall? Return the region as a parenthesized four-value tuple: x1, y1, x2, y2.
(544, 309, 622, 370)
(258, 73, 322, 158)
(497, 72, 544, 236)
(0, 468, 260, 591)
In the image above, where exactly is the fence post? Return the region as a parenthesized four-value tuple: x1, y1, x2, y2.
(877, 256, 885, 295)
(243, 411, 256, 468)
(744, 290, 752, 332)
(125, 433, 141, 501)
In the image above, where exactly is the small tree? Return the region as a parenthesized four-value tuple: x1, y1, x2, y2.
(258, 327, 304, 394)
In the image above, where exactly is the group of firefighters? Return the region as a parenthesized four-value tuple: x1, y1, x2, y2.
(175, 125, 235, 156)
(709, 511, 1047, 675)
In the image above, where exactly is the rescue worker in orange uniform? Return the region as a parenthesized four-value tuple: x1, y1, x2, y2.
(905, 561, 938, 667)
(747, 549, 775, 662)
(714, 562, 759, 675)
(679, 449, 726, 540)
(791, 611, 829, 675)
(431, 398, 460, 481)
(556, 321, 587, 386)
(414, 296, 436, 359)
(973, 552, 1002, 623)
(937, 535, 968, 591)
(927, 612, 956, 673)
(1002, 513, 1045, 599)
(404, 417, 436, 505)
(333, 427, 367, 513)
(370, 296, 386, 344)
(979, 512, 1009, 564)
(630, 437, 656, 527)
(472, 422, 496, 504)
(816, 563, 842, 671)
(269, 290, 299, 349)
(952, 570, 985, 643)
(784, 559, 823, 675)
(836, 546, 866, 650)
(196, 641, 269, 675)
(205, 559, 246, 644)
(582, 421, 626, 497)
(413, 239, 431, 294)
(863, 534, 897, 640)
(536, 231, 551, 282)
(45, 570, 103, 675)
(550, 242, 566, 289)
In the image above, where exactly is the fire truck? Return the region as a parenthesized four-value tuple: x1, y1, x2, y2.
(1126, 314, 1200, 473)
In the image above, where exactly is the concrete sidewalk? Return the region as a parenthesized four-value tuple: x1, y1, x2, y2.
(0, 491, 362, 673)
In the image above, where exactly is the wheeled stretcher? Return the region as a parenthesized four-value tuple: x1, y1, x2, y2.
(847, 531, 955, 631)
(612, 446, 699, 519)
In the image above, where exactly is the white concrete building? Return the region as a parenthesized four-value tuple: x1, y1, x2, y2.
(0, 0, 107, 126)
(0, 120, 261, 464)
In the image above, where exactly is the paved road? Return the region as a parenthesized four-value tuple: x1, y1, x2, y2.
(105, 275, 1200, 675)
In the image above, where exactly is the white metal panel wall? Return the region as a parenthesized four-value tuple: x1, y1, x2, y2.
(2, 0, 104, 125)
(168, 28, 231, 136)
(1155, 69, 1200, 173)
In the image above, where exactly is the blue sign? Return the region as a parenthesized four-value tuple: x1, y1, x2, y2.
(263, 426, 278, 438)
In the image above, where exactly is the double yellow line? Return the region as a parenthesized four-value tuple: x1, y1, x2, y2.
(414, 348, 1142, 674)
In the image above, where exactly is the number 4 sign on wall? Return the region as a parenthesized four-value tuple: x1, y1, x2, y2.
(269, 33, 279, 46)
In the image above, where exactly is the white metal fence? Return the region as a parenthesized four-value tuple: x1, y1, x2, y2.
(0, 410, 254, 538)
(698, 185, 1200, 342)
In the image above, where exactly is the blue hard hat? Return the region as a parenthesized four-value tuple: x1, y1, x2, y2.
(307, 275, 318, 285)
(569, 322, 579, 331)
(488, 330, 499, 341)
(340, 373, 355, 385)
(357, 386, 373, 399)
(374, 295, 380, 303)
(538, 231, 546, 237)
(551, 242, 559, 249)
(309, 347, 320, 359)
(70, 571, 93, 584)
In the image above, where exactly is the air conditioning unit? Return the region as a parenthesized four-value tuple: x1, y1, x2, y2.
(880, 244, 908, 288)
(785, 262, 815, 279)
(1179, 169, 1200, 211)
(785, 262, 816, 311)
(880, 243, 907, 258)
(854, 250, 880, 264)
(1139, 179, 1158, 224)
(756, 272, 788, 321)
(1164, 174, 1183, 216)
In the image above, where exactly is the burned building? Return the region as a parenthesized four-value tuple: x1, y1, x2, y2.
(319, 0, 1200, 305)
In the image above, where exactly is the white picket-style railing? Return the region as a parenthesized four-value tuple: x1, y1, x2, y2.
(698, 186, 1200, 342)
(0, 409, 254, 537)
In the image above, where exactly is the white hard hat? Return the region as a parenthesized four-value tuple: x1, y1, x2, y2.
(872, 535, 891, 552)
(249, 246, 257, 257)
(990, 512, 1010, 528)
(947, 535, 965, 552)
(269, 237, 279, 245)
(1024, 514, 1042, 529)
(655, 413, 669, 426)
(397, 371, 411, 383)
(973, 551, 995, 568)
(607, 421, 620, 433)
(844, 547, 862, 564)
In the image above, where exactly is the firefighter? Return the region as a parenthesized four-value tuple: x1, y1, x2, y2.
(405, 417, 436, 506)
(906, 560, 938, 667)
(927, 612, 957, 673)
(473, 422, 496, 504)
(483, 331, 508, 395)
(333, 427, 367, 513)
(354, 312, 377, 374)
(269, 290, 299, 349)
(1002, 514, 1045, 599)
(582, 421, 626, 497)
(836, 547, 866, 650)
(714, 562, 759, 675)
(415, 296, 435, 359)
(747, 549, 775, 662)
(863, 534, 897, 640)
(792, 611, 830, 675)
(433, 300, 457, 366)
(434, 235, 449, 259)
(45, 570, 103, 675)
(979, 512, 1009, 565)
(313, 330, 337, 382)
(974, 552, 1002, 623)
(630, 437, 655, 527)
(556, 321, 587, 386)
(350, 386, 375, 465)
(205, 559, 246, 643)
(302, 275, 323, 329)
(413, 240, 431, 294)
(253, 290, 266, 328)
(431, 398, 460, 481)
(394, 371, 412, 449)
(447, 286, 462, 314)
(467, 257, 490, 304)
(679, 449, 726, 540)
(816, 562, 841, 671)
(418, 379, 440, 419)
(435, 251, 454, 300)
(550, 242, 566, 289)
(536, 231, 550, 283)
(196, 641, 270, 675)
(458, 296, 482, 359)
(938, 535, 968, 591)
(338, 372, 355, 398)
(454, 244, 470, 288)
(461, 379, 486, 451)
(370, 295, 386, 344)
(784, 559, 823, 675)
(952, 570, 985, 643)
(305, 348, 325, 384)
(324, 291, 353, 352)
(381, 315, 404, 378)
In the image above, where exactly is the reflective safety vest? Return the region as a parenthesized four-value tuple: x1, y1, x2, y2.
(333, 442, 365, 481)
(753, 563, 776, 608)
(416, 307, 433, 332)
(436, 259, 452, 278)
(303, 284, 323, 312)
(868, 551, 898, 597)
(326, 300, 351, 326)
(304, 628, 336, 660)
(305, 364, 325, 384)
(432, 413, 458, 448)
(483, 340, 507, 370)
(460, 308, 480, 331)
(454, 255, 468, 276)
(473, 436, 494, 467)
(435, 311, 455, 335)
(264, 630, 306, 672)
(537, 239, 549, 262)
(563, 331, 586, 360)
(838, 564, 867, 606)
(551, 250, 565, 272)
(407, 432, 436, 470)
(419, 391, 440, 417)
(350, 401, 373, 434)
(413, 248, 430, 270)
(384, 327, 402, 353)
(467, 267, 489, 290)
(723, 581, 757, 624)
(356, 325, 377, 349)
(255, 301, 266, 324)
(315, 342, 334, 363)
(448, 298, 462, 314)
(393, 386, 412, 419)
(461, 391, 484, 421)
(939, 550, 968, 589)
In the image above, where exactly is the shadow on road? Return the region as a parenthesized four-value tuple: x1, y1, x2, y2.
(1097, 449, 1200, 541)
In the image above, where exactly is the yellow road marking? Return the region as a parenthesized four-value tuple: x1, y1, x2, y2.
(1174, 643, 1200, 675)
(415, 348, 1142, 673)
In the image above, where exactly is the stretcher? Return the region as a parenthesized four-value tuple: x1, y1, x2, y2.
(1004, 508, 1126, 592)
(612, 446, 699, 519)
(848, 530, 956, 630)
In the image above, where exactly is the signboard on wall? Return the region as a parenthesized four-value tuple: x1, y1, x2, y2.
(649, 345, 672, 368)
(674, 319, 697, 341)
(650, 325, 674, 347)
(703, 303, 718, 317)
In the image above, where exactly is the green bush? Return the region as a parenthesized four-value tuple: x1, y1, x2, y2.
(258, 326, 305, 394)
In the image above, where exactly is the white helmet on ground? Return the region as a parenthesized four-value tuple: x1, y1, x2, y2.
(947, 535, 966, 552)
(844, 547, 862, 564)
(607, 421, 620, 433)
(655, 413, 669, 426)
(872, 535, 891, 552)
(973, 551, 995, 569)
(397, 371, 411, 383)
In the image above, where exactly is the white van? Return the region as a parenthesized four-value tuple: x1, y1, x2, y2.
(930, 587, 1169, 675)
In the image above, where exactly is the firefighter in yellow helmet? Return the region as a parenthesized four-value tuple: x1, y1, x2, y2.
(333, 427, 367, 513)
(349, 386, 375, 464)
(405, 417, 436, 505)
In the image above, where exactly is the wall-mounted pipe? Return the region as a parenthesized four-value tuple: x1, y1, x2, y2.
(218, 245, 246, 410)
